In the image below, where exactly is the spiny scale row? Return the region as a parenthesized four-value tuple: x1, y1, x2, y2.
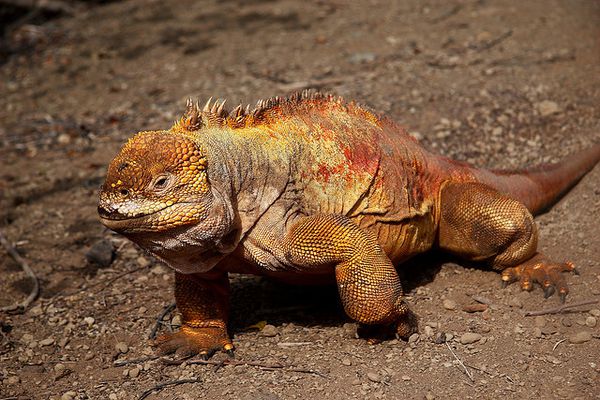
(180, 90, 339, 130)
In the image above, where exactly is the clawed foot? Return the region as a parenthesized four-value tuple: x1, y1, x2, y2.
(357, 307, 418, 344)
(154, 325, 234, 359)
(501, 253, 577, 303)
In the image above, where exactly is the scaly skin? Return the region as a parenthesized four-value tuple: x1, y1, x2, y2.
(98, 91, 600, 357)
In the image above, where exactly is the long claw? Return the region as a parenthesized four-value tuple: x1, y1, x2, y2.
(559, 292, 566, 304)
(543, 285, 555, 299)
(500, 254, 577, 302)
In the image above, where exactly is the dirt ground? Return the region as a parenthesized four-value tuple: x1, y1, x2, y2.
(1, 0, 599, 399)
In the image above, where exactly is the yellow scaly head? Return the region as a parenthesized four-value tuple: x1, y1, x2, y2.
(98, 130, 211, 233)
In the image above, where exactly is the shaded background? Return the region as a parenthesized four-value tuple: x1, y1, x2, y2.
(1, 1, 599, 399)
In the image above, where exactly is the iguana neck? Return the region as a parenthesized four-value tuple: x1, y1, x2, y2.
(194, 127, 293, 236)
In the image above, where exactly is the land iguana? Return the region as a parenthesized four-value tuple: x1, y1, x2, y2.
(98, 91, 600, 358)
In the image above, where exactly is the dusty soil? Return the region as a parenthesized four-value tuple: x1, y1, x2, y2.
(1, 0, 599, 399)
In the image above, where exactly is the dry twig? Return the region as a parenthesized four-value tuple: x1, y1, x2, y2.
(0, 230, 39, 313)
(445, 342, 474, 382)
(553, 339, 566, 352)
(162, 357, 327, 378)
(523, 299, 599, 316)
(114, 355, 159, 367)
(149, 302, 177, 339)
(138, 378, 201, 400)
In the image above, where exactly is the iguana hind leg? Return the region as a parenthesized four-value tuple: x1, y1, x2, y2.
(154, 271, 234, 358)
(282, 214, 416, 339)
(439, 182, 576, 301)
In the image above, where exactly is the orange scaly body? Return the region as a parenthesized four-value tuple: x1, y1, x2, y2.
(98, 91, 600, 357)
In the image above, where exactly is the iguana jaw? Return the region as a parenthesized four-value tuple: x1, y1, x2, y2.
(98, 200, 204, 233)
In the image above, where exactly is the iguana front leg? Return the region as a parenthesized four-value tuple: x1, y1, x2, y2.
(154, 271, 234, 357)
(282, 214, 416, 338)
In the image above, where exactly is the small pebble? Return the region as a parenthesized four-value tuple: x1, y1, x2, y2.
(434, 332, 446, 344)
(109, 394, 118, 400)
(425, 392, 436, 400)
(137, 256, 151, 267)
(536, 100, 561, 117)
(85, 239, 115, 268)
(129, 367, 141, 378)
(569, 331, 592, 344)
(61, 391, 77, 400)
(83, 317, 95, 326)
(408, 333, 420, 343)
(341, 358, 352, 366)
(401, 375, 411, 381)
(443, 299, 457, 310)
(460, 332, 482, 345)
(585, 316, 597, 328)
(589, 309, 600, 317)
(260, 324, 279, 337)
(171, 314, 182, 327)
(40, 337, 55, 346)
(534, 316, 546, 328)
(533, 327, 543, 338)
(6, 375, 20, 384)
(367, 371, 381, 382)
(561, 317, 572, 327)
(115, 342, 129, 354)
(54, 363, 66, 373)
(421, 325, 433, 338)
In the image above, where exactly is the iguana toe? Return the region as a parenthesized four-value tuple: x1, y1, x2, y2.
(154, 325, 233, 358)
(501, 253, 576, 302)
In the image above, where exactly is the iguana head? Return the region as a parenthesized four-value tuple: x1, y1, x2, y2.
(98, 130, 237, 272)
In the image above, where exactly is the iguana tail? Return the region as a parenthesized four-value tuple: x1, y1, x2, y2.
(471, 143, 600, 215)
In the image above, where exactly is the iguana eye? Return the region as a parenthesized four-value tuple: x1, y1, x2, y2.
(151, 174, 171, 190)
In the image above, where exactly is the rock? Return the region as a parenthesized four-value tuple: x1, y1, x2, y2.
(423, 325, 434, 337)
(536, 100, 560, 117)
(39, 337, 55, 346)
(561, 317, 572, 327)
(425, 392, 436, 400)
(54, 363, 66, 373)
(83, 317, 95, 326)
(443, 299, 457, 310)
(260, 324, 279, 337)
(21, 333, 34, 344)
(342, 322, 357, 338)
(85, 239, 115, 268)
(129, 367, 141, 378)
(434, 332, 446, 344)
(401, 375, 411, 381)
(585, 316, 597, 328)
(115, 342, 129, 354)
(569, 331, 592, 344)
(137, 256, 151, 267)
(589, 309, 600, 317)
(534, 316, 546, 327)
(408, 333, 420, 343)
(171, 314, 182, 327)
(533, 327, 543, 338)
(6, 375, 20, 384)
(367, 371, 381, 382)
(61, 391, 77, 400)
(460, 332, 482, 345)
(341, 358, 352, 366)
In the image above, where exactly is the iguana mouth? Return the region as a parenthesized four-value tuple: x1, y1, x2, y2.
(97, 203, 170, 221)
